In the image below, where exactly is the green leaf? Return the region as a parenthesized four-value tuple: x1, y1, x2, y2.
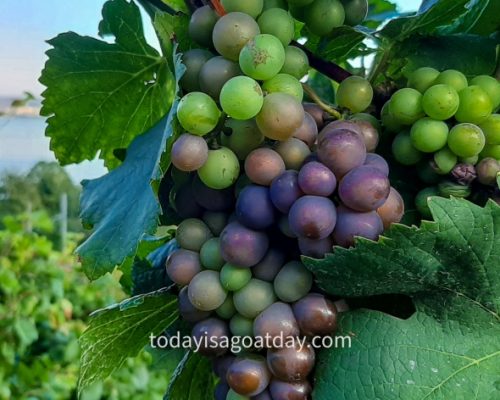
(160, 0, 189, 13)
(154, 10, 191, 58)
(75, 48, 185, 280)
(439, 0, 500, 36)
(40, 0, 173, 167)
(164, 352, 217, 400)
(78, 288, 178, 395)
(313, 26, 369, 61)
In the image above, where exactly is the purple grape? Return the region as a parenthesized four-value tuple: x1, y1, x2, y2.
(339, 166, 390, 211)
(191, 317, 229, 356)
(301, 152, 320, 165)
(317, 120, 362, 142)
(165, 249, 202, 286)
(269, 379, 312, 400)
(292, 293, 338, 337)
(270, 171, 304, 213)
(355, 120, 379, 152)
(252, 248, 286, 282)
(363, 153, 389, 176)
(377, 187, 405, 229)
(293, 112, 318, 148)
(192, 175, 235, 211)
(226, 355, 272, 397)
(213, 354, 236, 381)
(214, 382, 230, 400)
(178, 286, 211, 323)
(288, 196, 337, 239)
(303, 102, 325, 129)
(251, 390, 272, 400)
(317, 128, 366, 178)
(297, 236, 333, 258)
(236, 185, 275, 230)
(332, 205, 384, 247)
(267, 342, 315, 382)
(298, 161, 337, 196)
(220, 222, 269, 267)
(253, 302, 300, 342)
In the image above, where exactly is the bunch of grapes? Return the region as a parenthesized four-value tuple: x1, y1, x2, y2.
(384, 67, 500, 217)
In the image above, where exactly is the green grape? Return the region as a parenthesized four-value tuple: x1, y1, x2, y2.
(221, 0, 264, 18)
(422, 84, 459, 121)
(221, 118, 265, 160)
(280, 46, 309, 79)
(340, 0, 368, 26)
(392, 131, 422, 165)
(263, 0, 288, 10)
(388, 88, 424, 125)
(258, 8, 295, 46)
(410, 117, 449, 153)
(415, 186, 440, 219)
(220, 76, 264, 120)
(434, 69, 468, 92)
(179, 49, 213, 93)
(198, 147, 240, 189)
(407, 67, 439, 93)
(479, 114, 500, 145)
(262, 73, 303, 101)
(337, 76, 373, 113)
(177, 92, 221, 135)
(434, 147, 457, 174)
(455, 86, 493, 124)
(220, 263, 252, 291)
(381, 101, 404, 133)
(239, 34, 286, 81)
(470, 75, 500, 109)
(460, 155, 479, 165)
(447, 123, 486, 157)
(216, 294, 237, 319)
(229, 314, 254, 337)
(480, 144, 500, 161)
(200, 238, 225, 270)
(288, 0, 314, 5)
(303, 0, 345, 36)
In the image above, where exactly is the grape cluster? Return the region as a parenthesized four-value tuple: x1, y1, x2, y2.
(384, 68, 500, 217)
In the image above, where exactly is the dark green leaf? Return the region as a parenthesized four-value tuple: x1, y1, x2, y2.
(306, 70, 335, 104)
(439, 0, 500, 36)
(147, 345, 187, 373)
(160, 0, 189, 13)
(315, 26, 369, 61)
(364, 0, 399, 30)
(154, 11, 191, 59)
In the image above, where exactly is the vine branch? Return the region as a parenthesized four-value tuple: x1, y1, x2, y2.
(302, 84, 342, 120)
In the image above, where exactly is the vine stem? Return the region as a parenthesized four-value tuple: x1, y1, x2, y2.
(369, 45, 392, 84)
(302, 84, 342, 120)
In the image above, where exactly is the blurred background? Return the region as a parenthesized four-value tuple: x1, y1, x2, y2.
(0, 0, 420, 399)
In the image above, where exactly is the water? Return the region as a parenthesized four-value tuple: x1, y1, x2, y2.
(0, 115, 107, 184)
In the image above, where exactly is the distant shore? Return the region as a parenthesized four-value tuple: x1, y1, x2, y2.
(0, 96, 41, 117)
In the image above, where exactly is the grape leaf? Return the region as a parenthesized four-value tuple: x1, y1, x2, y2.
(78, 288, 178, 395)
(40, 0, 172, 167)
(160, 0, 189, 13)
(439, 0, 500, 36)
(314, 26, 369, 62)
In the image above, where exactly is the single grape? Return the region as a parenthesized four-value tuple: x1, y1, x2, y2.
(476, 157, 500, 185)
(178, 286, 211, 323)
(203, 211, 230, 236)
(273, 261, 313, 302)
(433, 147, 458, 174)
(233, 279, 277, 319)
(177, 92, 221, 135)
(256, 93, 305, 141)
(221, 263, 253, 291)
(230, 314, 255, 337)
(336, 76, 373, 113)
(176, 218, 213, 252)
(332, 205, 384, 247)
(173, 183, 204, 219)
(258, 8, 295, 46)
(280, 46, 309, 79)
(172, 134, 209, 172)
(192, 317, 230, 356)
(188, 270, 228, 311)
(480, 144, 500, 160)
(470, 75, 500, 109)
(421, 84, 459, 121)
(434, 69, 468, 92)
(262, 74, 303, 102)
(410, 117, 449, 153)
(293, 112, 318, 148)
(188, 6, 218, 48)
(275, 138, 311, 170)
(455, 85, 493, 124)
(166, 249, 202, 286)
(220, 76, 264, 120)
(415, 186, 440, 219)
(350, 113, 382, 134)
(298, 161, 337, 197)
(292, 293, 338, 336)
(288, 196, 337, 239)
(267, 342, 315, 382)
(180, 49, 213, 93)
(252, 248, 286, 282)
(198, 147, 240, 190)
(199, 56, 242, 100)
(389, 88, 424, 125)
(269, 171, 303, 213)
(479, 114, 500, 145)
(317, 119, 362, 142)
(354, 120, 379, 152)
(236, 185, 275, 230)
(269, 379, 312, 400)
(303, 103, 325, 129)
(298, 236, 334, 258)
(363, 153, 389, 176)
(221, 0, 264, 18)
(340, 0, 368, 26)
(303, 0, 345, 36)
(407, 67, 439, 93)
(381, 101, 404, 133)
(213, 12, 260, 61)
(192, 175, 235, 211)
(263, 0, 288, 10)
(447, 123, 486, 157)
(220, 222, 269, 267)
(222, 118, 264, 161)
(253, 302, 300, 341)
(245, 148, 286, 186)
(239, 34, 286, 81)
(227, 356, 271, 397)
(459, 155, 479, 165)
(216, 294, 237, 319)
(200, 238, 225, 270)
(392, 131, 423, 165)
(376, 187, 405, 229)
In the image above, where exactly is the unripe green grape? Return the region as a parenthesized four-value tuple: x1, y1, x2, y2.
(480, 144, 500, 160)
(275, 138, 311, 170)
(447, 123, 486, 158)
(340, 0, 368, 26)
(479, 114, 500, 144)
(288, 0, 314, 5)
(407, 67, 439, 93)
(177, 92, 221, 135)
(220, 263, 253, 291)
(337, 76, 373, 113)
(200, 238, 225, 270)
(188, 270, 228, 311)
(273, 261, 313, 302)
(180, 49, 213, 93)
(239, 34, 286, 81)
(422, 84, 459, 121)
(303, 0, 345, 36)
(415, 187, 440, 219)
(434, 147, 457, 174)
(392, 131, 422, 165)
(388, 88, 424, 125)
(381, 101, 404, 133)
(230, 314, 254, 337)
(410, 117, 449, 153)
(220, 76, 264, 120)
(280, 46, 309, 79)
(216, 294, 237, 319)
(221, 118, 265, 160)
(262, 73, 303, 101)
(460, 155, 479, 165)
(455, 86, 493, 124)
(198, 147, 240, 189)
(199, 56, 242, 100)
(221, 0, 264, 18)
(434, 69, 468, 92)
(176, 218, 213, 252)
(233, 279, 277, 318)
(263, 0, 288, 10)
(258, 8, 295, 46)
(470, 75, 500, 109)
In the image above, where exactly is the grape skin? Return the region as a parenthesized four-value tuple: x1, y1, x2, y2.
(270, 170, 304, 214)
(288, 196, 337, 239)
(220, 222, 269, 267)
(332, 205, 384, 247)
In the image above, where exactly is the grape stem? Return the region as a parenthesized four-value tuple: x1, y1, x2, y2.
(302, 84, 342, 120)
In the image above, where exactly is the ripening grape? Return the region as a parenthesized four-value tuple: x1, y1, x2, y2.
(269, 380, 312, 400)
(433, 147, 458, 174)
(221, 0, 264, 18)
(392, 131, 423, 166)
(407, 67, 439, 93)
(178, 286, 211, 323)
(171, 133, 209, 172)
(274, 261, 313, 302)
(434, 69, 468, 92)
(292, 293, 337, 336)
(388, 88, 424, 125)
(221, 119, 264, 161)
(354, 120, 379, 152)
(180, 49, 213, 93)
(198, 147, 240, 189)
(220, 263, 253, 291)
(415, 186, 440, 219)
(479, 114, 500, 144)
(476, 158, 500, 185)
(293, 112, 318, 147)
(269, 170, 303, 213)
(280, 46, 309, 79)
(363, 153, 389, 176)
(252, 248, 286, 282)
(332, 205, 384, 247)
(470, 75, 500, 109)
(220, 222, 269, 267)
(192, 317, 230, 356)
(303, 103, 324, 129)
(298, 236, 334, 258)
(275, 138, 311, 170)
(447, 123, 486, 157)
(253, 302, 300, 340)
(188, 270, 228, 311)
(262, 74, 304, 102)
(166, 249, 202, 286)
(216, 295, 237, 319)
(188, 6, 218, 48)
(239, 34, 286, 81)
(256, 93, 305, 141)
(227, 356, 271, 397)
(410, 117, 449, 153)
(340, 0, 368, 26)
(351, 113, 382, 133)
(212, 12, 260, 61)
(199, 56, 241, 100)
(377, 187, 405, 229)
(176, 218, 213, 251)
(298, 161, 337, 197)
(177, 92, 221, 135)
(233, 279, 277, 318)
(258, 8, 295, 46)
(236, 185, 275, 230)
(288, 196, 337, 239)
(267, 342, 315, 382)
(245, 148, 286, 186)
(381, 101, 404, 133)
(336, 76, 373, 113)
(302, 0, 345, 36)
(220, 76, 264, 120)
(200, 238, 225, 270)
(421, 84, 459, 121)
(454, 86, 493, 124)
(317, 119, 362, 142)
(192, 176, 235, 211)
(230, 314, 254, 337)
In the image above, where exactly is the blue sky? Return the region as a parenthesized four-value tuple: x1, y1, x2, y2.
(0, 0, 421, 97)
